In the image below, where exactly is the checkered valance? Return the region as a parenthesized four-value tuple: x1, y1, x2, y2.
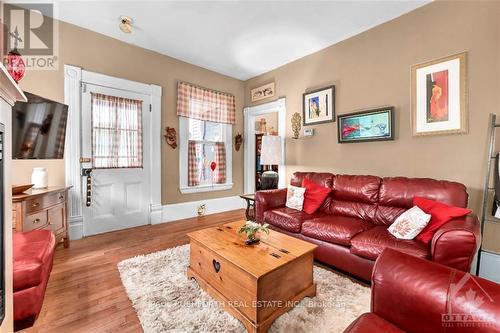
(176, 81, 236, 124)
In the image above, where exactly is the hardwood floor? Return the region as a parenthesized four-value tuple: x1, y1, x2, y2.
(23, 209, 246, 333)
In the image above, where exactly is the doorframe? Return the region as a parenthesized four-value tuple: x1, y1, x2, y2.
(243, 98, 286, 194)
(64, 65, 162, 239)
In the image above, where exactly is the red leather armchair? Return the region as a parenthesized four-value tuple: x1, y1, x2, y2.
(255, 172, 481, 281)
(13, 230, 55, 331)
(344, 249, 500, 333)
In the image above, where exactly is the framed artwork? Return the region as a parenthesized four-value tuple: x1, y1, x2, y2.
(337, 107, 394, 143)
(411, 52, 467, 136)
(251, 82, 275, 102)
(303, 85, 335, 126)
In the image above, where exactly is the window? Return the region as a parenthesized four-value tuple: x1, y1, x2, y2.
(179, 117, 232, 193)
(177, 82, 235, 193)
(91, 93, 143, 169)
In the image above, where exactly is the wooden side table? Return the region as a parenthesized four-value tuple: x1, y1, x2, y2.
(240, 194, 255, 221)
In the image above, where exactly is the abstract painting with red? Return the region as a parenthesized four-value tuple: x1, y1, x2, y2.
(426, 70, 449, 122)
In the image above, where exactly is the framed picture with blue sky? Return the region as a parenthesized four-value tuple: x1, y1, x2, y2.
(302, 85, 335, 126)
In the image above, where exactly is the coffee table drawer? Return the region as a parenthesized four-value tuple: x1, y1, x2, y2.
(190, 241, 257, 321)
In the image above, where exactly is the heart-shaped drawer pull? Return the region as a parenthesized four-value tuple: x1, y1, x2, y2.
(212, 259, 221, 273)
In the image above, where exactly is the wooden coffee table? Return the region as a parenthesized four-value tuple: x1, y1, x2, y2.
(187, 221, 317, 333)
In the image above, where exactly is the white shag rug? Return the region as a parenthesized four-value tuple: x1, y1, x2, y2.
(118, 245, 370, 333)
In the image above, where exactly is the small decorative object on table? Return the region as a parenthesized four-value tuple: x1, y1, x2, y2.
(238, 221, 269, 245)
(31, 167, 48, 189)
(291, 112, 301, 139)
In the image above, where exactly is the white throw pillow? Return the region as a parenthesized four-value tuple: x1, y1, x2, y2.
(285, 185, 306, 211)
(388, 206, 432, 240)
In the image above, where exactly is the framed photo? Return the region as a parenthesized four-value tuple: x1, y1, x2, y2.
(251, 82, 275, 102)
(411, 52, 467, 136)
(337, 107, 394, 143)
(303, 85, 335, 126)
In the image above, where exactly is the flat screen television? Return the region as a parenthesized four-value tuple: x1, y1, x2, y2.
(12, 92, 69, 159)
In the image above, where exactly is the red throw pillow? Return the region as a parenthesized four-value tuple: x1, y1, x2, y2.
(414, 197, 471, 244)
(301, 178, 331, 214)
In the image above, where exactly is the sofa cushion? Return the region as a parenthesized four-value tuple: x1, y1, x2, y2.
(350, 226, 430, 261)
(327, 175, 381, 223)
(302, 178, 331, 214)
(290, 172, 334, 189)
(414, 197, 471, 244)
(375, 177, 469, 225)
(13, 230, 55, 292)
(301, 216, 374, 246)
(343, 313, 404, 333)
(264, 207, 325, 233)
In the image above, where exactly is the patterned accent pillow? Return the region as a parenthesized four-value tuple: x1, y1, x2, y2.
(285, 185, 306, 211)
(388, 206, 432, 240)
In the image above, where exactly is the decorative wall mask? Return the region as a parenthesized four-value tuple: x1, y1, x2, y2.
(164, 126, 177, 149)
(235, 133, 243, 151)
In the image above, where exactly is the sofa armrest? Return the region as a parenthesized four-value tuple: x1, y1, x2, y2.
(255, 189, 287, 223)
(371, 249, 453, 332)
(431, 214, 481, 272)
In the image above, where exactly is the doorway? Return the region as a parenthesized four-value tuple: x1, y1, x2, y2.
(81, 84, 151, 236)
(243, 98, 286, 194)
(64, 66, 162, 239)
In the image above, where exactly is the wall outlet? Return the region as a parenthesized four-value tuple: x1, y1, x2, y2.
(303, 128, 314, 137)
(197, 204, 206, 216)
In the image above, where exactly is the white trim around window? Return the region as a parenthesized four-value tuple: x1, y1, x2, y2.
(178, 117, 233, 194)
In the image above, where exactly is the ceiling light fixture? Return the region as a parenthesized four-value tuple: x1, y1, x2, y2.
(119, 16, 133, 33)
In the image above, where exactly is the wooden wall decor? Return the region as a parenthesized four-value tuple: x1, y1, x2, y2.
(164, 126, 177, 149)
(235, 133, 243, 151)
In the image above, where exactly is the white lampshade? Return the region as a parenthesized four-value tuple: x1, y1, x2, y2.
(260, 135, 282, 165)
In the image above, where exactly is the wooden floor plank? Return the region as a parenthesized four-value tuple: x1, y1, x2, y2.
(21, 209, 246, 333)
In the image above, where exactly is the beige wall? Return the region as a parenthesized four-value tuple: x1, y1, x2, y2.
(244, 1, 500, 220)
(16, 20, 245, 205)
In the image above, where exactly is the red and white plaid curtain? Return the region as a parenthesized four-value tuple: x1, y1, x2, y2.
(177, 81, 236, 124)
(214, 142, 226, 184)
(91, 93, 143, 169)
(188, 140, 200, 186)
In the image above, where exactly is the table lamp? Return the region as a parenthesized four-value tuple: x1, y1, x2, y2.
(260, 135, 282, 190)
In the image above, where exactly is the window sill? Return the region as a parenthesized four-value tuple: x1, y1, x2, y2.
(179, 183, 234, 194)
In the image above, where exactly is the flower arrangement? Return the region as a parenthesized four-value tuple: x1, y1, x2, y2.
(238, 221, 269, 245)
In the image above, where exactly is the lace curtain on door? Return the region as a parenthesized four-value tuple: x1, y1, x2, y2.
(91, 93, 143, 169)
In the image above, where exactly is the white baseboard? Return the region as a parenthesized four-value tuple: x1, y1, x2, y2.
(159, 195, 245, 224)
(68, 216, 83, 240)
(479, 251, 500, 283)
(69, 196, 244, 238)
(150, 203, 163, 225)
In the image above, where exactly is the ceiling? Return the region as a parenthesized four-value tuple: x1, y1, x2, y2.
(36, 1, 429, 80)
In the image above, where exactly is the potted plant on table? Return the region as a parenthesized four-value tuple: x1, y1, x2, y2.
(238, 221, 269, 245)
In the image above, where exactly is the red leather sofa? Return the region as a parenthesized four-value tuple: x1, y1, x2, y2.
(13, 230, 55, 331)
(344, 249, 500, 333)
(255, 172, 481, 281)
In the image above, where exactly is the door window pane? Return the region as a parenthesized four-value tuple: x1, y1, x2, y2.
(91, 93, 143, 169)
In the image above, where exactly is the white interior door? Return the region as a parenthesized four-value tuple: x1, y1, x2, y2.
(81, 84, 151, 236)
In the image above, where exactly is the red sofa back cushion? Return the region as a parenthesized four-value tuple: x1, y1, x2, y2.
(290, 172, 469, 225)
(328, 175, 381, 222)
(290, 172, 334, 189)
(375, 177, 468, 225)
